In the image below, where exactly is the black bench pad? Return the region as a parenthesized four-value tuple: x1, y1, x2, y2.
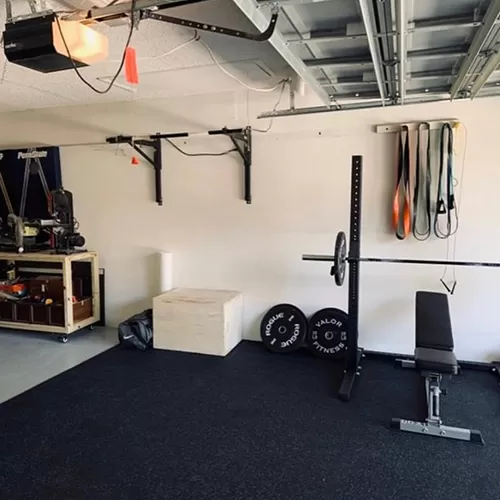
(415, 347, 458, 375)
(415, 291, 454, 351)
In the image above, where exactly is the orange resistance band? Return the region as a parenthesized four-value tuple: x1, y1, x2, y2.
(392, 126, 411, 239)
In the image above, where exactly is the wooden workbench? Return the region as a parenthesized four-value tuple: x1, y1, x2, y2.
(0, 250, 100, 342)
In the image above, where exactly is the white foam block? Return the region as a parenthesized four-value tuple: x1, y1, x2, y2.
(159, 252, 173, 293)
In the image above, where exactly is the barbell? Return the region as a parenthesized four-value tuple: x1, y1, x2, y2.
(303, 231, 500, 287)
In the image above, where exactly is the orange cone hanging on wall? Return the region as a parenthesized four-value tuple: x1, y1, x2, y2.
(124, 47, 139, 85)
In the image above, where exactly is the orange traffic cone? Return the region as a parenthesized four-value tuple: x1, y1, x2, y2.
(131, 156, 139, 165)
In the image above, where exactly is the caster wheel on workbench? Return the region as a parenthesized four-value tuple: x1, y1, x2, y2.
(88, 324, 95, 331)
(58, 334, 69, 344)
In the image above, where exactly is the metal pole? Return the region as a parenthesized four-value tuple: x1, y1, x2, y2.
(357, 0, 386, 104)
(304, 47, 466, 68)
(153, 138, 163, 206)
(358, 257, 500, 268)
(396, 0, 407, 104)
(338, 155, 364, 402)
(257, 92, 500, 119)
(286, 15, 489, 44)
(301, 254, 500, 268)
(244, 128, 252, 204)
(450, 0, 500, 98)
(469, 44, 500, 98)
(79, 0, 209, 21)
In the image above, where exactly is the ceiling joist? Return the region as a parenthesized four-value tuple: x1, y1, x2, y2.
(247, 0, 500, 116)
(450, 0, 500, 98)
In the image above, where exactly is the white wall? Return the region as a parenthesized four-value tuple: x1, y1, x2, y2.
(0, 91, 499, 361)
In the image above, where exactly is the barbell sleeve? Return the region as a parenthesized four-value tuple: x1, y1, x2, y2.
(302, 254, 336, 262)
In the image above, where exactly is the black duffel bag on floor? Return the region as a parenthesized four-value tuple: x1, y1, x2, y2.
(118, 309, 153, 351)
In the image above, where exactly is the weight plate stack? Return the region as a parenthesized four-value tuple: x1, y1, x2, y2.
(307, 307, 348, 359)
(260, 303, 308, 353)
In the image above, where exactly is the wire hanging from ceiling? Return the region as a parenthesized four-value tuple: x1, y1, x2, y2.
(198, 38, 287, 93)
(253, 80, 288, 133)
(440, 122, 469, 293)
(54, 0, 136, 94)
(106, 30, 200, 63)
(164, 139, 237, 157)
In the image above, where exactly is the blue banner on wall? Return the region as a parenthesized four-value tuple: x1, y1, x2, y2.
(0, 147, 62, 221)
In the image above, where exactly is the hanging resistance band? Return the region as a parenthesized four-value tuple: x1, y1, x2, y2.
(434, 123, 457, 239)
(412, 123, 431, 240)
(393, 126, 411, 240)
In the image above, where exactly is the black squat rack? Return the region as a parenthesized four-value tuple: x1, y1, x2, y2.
(339, 155, 365, 402)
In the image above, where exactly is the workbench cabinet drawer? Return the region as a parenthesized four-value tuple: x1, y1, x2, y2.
(16, 302, 32, 323)
(32, 304, 49, 324)
(74, 298, 92, 322)
(0, 301, 15, 321)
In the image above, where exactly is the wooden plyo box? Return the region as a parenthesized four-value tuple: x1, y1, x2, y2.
(153, 288, 243, 356)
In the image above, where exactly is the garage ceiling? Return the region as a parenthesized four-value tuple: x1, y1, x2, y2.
(0, 0, 290, 111)
(2, 0, 500, 114)
(247, 0, 500, 116)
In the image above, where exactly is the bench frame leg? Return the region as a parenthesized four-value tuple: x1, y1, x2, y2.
(391, 373, 484, 444)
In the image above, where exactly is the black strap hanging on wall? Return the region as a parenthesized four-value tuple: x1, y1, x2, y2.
(412, 123, 432, 240)
(392, 125, 411, 240)
(434, 123, 457, 239)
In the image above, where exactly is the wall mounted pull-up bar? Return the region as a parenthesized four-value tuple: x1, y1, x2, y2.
(106, 126, 252, 206)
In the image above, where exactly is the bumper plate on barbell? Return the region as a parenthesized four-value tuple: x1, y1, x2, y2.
(330, 231, 347, 286)
(260, 303, 308, 353)
(307, 307, 348, 359)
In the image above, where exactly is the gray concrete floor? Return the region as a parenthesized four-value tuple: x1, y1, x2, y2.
(0, 326, 117, 404)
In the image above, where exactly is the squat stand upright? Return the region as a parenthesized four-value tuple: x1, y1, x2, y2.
(338, 155, 365, 401)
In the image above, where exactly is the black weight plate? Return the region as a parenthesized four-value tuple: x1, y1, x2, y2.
(307, 307, 348, 359)
(333, 231, 347, 286)
(260, 303, 308, 353)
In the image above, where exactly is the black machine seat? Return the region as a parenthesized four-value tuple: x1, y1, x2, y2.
(415, 347, 458, 375)
(415, 291, 454, 351)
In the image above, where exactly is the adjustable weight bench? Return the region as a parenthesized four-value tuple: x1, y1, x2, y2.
(391, 291, 484, 444)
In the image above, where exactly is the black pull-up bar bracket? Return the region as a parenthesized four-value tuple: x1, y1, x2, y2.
(106, 126, 253, 206)
(225, 127, 252, 204)
(106, 135, 163, 206)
